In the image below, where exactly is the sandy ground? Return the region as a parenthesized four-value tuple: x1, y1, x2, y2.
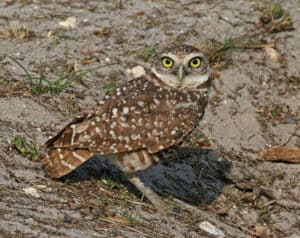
(0, 0, 299, 237)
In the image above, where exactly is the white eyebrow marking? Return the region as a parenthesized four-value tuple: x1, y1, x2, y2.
(182, 53, 204, 65)
(161, 53, 180, 63)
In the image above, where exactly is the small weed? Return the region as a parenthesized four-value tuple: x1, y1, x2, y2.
(57, 214, 72, 223)
(198, 36, 271, 70)
(101, 178, 118, 190)
(56, 32, 78, 41)
(270, 104, 284, 118)
(46, 29, 78, 41)
(104, 82, 117, 92)
(0, 22, 35, 40)
(8, 56, 114, 94)
(258, 207, 271, 224)
(93, 27, 112, 37)
(259, 3, 293, 33)
(13, 135, 40, 161)
(257, 103, 291, 122)
(138, 47, 157, 61)
(198, 38, 234, 70)
(269, 4, 285, 19)
(140, 193, 145, 203)
(123, 204, 137, 226)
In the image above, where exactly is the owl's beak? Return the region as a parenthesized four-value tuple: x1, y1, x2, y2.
(177, 65, 184, 81)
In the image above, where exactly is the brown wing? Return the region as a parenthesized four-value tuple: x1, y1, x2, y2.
(46, 94, 200, 152)
(42, 77, 205, 178)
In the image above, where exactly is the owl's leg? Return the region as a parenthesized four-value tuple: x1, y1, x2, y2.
(127, 174, 167, 214)
(109, 150, 167, 214)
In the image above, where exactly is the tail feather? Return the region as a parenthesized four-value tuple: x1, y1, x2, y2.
(41, 148, 94, 178)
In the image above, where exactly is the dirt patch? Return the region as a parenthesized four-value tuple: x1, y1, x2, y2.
(0, 0, 299, 237)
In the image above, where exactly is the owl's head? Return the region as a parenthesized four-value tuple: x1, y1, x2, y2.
(152, 45, 211, 90)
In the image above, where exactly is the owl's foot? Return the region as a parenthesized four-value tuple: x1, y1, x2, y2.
(127, 175, 167, 215)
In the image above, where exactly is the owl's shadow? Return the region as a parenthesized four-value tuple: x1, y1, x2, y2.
(63, 148, 231, 205)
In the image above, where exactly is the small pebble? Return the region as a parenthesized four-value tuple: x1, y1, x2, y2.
(198, 221, 225, 237)
(23, 187, 40, 198)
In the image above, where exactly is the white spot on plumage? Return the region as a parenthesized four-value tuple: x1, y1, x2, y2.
(95, 116, 101, 122)
(120, 122, 129, 128)
(170, 99, 177, 105)
(149, 103, 156, 110)
(72, 151, 86, 162)
(137, 118, 143, 125)
(112, 108, 118, 117)
(125, 144, 133, 150)
(130, 133, 138, 140)
(109, 144, 118, 153)
(70, 125, 76, 145)
(122, 107, 129, 114)
(90, 141, 96, 146)
(109, 130, 116, 138)
(120, 116, 127, 122)
(95, 127, 101, 134)
(61, 160, 76, 170)
(152, 129, 159, 136)
(111, 121, 117, 129)
(153, 98, 160, 105)
(137, 101, 144, 107)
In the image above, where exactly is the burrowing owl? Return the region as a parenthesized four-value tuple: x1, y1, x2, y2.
(42, 45, 211, 212)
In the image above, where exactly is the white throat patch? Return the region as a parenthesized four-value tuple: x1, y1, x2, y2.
(152, 67, 211, 89)
(152, 67, 181, 88)
(181, 70, 210, 89)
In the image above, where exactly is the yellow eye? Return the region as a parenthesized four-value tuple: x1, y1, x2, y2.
(189, 57, 202, 68)
(162, 57, 174, 68)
